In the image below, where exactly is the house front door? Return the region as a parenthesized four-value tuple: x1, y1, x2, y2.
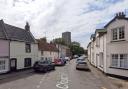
(10, 58, 17, 71)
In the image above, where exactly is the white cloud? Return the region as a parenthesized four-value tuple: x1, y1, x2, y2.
(0, 0, 128, 48)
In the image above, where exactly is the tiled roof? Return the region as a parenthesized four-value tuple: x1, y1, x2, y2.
(0, 20, 36, 43)
(37, 39, 58, 52)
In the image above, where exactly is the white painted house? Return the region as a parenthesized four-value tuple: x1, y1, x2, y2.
(37, 38, 58, 62)
(104, 12, 128, 77)
(0, 20, 38, 72)
(87, 12, 128, 77)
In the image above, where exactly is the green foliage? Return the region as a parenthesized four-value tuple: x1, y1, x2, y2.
(52, 38, 66, 45)
(69, 42, 84, 55)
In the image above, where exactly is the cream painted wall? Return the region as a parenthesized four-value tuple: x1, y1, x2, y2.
(106, 19, 128, 77)
(42, 51, 58, 62)
(10, 41, 38, 70)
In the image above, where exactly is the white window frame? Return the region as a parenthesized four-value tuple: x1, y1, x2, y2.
(0, 60, 6, 71)
(111, 26, 125, 41)
(111, 54, 128, 69)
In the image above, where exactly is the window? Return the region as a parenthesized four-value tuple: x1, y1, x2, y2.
(41, 51, 44, 55)
(119, 27, 125, 39)
(111, 54, 118, 67)
(111, 54, 128, 69)
(25, 43, 31, 53)
(120, 54, 127, 68)
(0, 60, 6, 70)
(112, 27, 125, 41)
(112, 29, 118, 40)
(24, 58, 32, 67)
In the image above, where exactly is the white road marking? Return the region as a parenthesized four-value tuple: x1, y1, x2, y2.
(56, 73, 69, 89)
(39, 81, 42, 84)
(101, 87, 107, 89)
(36, 85, 40, 88)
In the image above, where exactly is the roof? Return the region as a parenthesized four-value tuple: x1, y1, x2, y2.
(90, 34, 95, 40)
(0, 20, 36, 43)
(104, 12, 128, 28)
(95, 29, 106, 33)
(37, 39, 58, 52)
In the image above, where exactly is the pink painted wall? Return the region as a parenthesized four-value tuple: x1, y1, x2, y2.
(0, 40, 9, 57)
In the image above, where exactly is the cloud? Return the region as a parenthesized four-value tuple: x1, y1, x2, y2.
(0, 0, 128, 48)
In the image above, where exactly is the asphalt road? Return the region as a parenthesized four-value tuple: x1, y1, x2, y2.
(0, 60, 107, 89)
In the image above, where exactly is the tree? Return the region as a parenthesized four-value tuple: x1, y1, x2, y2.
(51, 38, 66, 45)
(71, 41, 80, 46)
(70, 42, 84, 55)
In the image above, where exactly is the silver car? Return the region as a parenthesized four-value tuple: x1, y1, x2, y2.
(76, 61, 90, 71)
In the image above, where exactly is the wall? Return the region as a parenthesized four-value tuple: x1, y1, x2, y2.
(42, 51, 58, 62)
(10, 41, 38, 70)
(106, 19, 128, 77)
(0, 40, 9, 57)
(0, 40, 9, 73)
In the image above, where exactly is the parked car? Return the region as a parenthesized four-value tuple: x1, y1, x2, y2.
(33, 60, 55, 72)
(76, 57, 85, 63)
(76, 61, 89, 71)
(54, 58, 65, 66)
(65, 57, 70, 61)
(74, 55, 79, 59)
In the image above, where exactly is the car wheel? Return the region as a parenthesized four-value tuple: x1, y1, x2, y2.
(53, 66, 55, 70)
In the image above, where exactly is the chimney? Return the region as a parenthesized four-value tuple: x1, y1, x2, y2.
(116, 12, 126, 19)
(25, 22, 30, 31)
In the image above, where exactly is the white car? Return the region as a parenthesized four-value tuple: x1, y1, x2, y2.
(65, 57, 70, 61)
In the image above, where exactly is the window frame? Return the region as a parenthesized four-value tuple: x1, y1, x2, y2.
(111, 26, 125, 41)
(111, 54, 128, 69)
(0, 60, 6, 70)
(25, 43, 31, 53)
(24, 58, 32, 68)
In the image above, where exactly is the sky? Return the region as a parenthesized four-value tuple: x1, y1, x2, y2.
(0, 0, 128, 48)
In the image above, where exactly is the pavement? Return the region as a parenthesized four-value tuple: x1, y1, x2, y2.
(0, 59, 127, 89)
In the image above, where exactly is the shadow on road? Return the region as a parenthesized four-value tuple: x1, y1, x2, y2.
(0, 69, 56, 85)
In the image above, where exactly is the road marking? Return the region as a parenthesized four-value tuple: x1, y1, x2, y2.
(101, 87, 107, 89)
(39, 81, 42, 84)
(56, 73, 69, 89)
(36, 85, 40, 88)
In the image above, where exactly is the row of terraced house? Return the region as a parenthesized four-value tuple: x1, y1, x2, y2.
(87, 12, 128, 78)
(0, 20, 71, 74)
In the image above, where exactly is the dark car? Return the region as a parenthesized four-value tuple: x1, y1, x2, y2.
(33, 60, 55, 72)
(76, 61, 90, 71)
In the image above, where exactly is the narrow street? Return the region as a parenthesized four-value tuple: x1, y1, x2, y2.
(0, 60, 120, 89)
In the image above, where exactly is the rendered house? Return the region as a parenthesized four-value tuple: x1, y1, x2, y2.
(56, 44, 70, 58)
(87, 12, 128, 77)
(104, 12, 128, 77)
(0, 20, 10, 73)
(94, 29, 107, 71)
(37, 38, 58, 62)
(0, 20, 38, 73)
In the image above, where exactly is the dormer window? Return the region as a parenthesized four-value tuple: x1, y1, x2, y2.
(112, 27, 125, 41)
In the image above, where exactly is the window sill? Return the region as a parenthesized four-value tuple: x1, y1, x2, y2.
(111, 39, 125, 42)
(109, 66, 128, 70)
